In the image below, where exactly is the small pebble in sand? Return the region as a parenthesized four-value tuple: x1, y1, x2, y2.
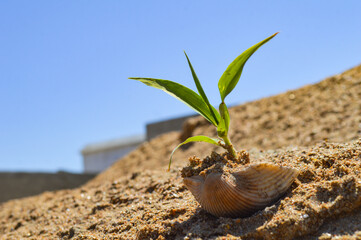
(301, 213, 309, 219)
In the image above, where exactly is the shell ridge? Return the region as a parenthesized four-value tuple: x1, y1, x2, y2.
(184, 163, 298, 218)
(221, 174, 253, 216)
(216, 174, 247, 216)
(183, 176, 204, 203)
(200, 173, 222, 216)
(232, 164, 297, 201)
(205, 173, 253, 217)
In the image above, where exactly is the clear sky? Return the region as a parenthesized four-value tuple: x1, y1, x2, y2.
(1, 1, 361, 173)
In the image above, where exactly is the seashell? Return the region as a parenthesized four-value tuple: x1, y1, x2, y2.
(183, 163, 298, 218)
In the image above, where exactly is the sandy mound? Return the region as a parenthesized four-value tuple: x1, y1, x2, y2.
(1, 140, 360, 239)
(1, 64, 361, 239)
(90, 64, 361, 186)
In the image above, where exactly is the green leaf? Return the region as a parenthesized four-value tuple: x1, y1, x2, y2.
(184, 51, 220, 125)
(218, 32, 278, 101)
(217, 102, 230, 137)
(129, 77, 220, 126)
(168, 135, 223, 171)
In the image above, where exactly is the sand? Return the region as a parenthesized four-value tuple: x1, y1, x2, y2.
(1, 64, 361, 239)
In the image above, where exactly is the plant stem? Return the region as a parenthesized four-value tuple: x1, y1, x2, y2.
(221, 135, 238, 159)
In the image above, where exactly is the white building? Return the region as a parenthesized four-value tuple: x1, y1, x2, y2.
(81, 134, 145, 173)
(81, 114, 195, 174)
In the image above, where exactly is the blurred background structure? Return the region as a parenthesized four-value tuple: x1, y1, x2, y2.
(0, 172, 95, 203)
(82, 134, 145, 173)
(82, 114, 194, 173)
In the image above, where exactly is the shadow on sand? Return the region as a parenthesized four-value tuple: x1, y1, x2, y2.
(166, 203, 279, 239)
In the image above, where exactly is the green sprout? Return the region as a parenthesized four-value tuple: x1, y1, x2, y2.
(130, 32, 278, 171)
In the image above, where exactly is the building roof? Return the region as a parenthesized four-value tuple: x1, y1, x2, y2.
(81, 134, 145, 155)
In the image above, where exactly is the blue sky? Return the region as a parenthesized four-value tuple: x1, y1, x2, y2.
(1, 1, 361, 173)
